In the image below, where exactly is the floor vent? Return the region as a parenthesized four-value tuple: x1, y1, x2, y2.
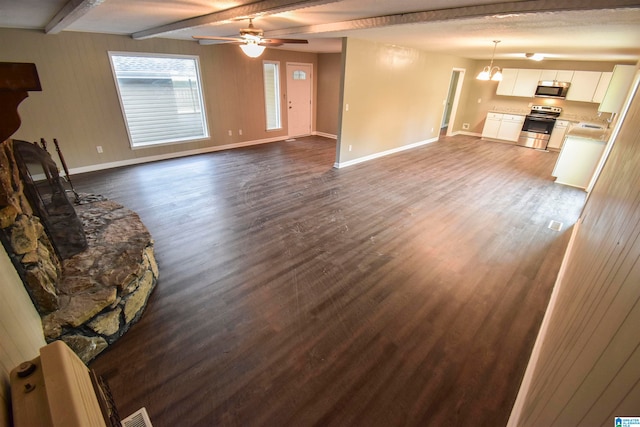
(121, 407, 153, 427)
(548, 220, 563, 232)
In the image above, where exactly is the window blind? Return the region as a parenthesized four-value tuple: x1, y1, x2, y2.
(109, 53, 208, 147)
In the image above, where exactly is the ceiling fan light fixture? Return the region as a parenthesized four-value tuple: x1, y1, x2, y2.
(240, 41, 265, 58)
(477, 40, 502, 82)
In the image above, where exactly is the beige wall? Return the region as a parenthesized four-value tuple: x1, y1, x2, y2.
(0, 245, 46, 427)
(0, 28, 320, 171)
(337, 38, 475, 164)
(458, 59, 636, 134)
(316, 53, 342, 136)
(510, 69, 640, 426)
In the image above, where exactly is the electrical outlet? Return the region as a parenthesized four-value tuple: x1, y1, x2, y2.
(239, 129, 243, 136)
(477, 98, 482, 103)
(96, 146, 103, 153)
(345, 104, 349, 111)
(431, 127, 434, 133)
(228, 130, 232, 136)
(348, 145, 352, 152)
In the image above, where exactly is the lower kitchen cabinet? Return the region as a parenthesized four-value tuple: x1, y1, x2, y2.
(496, 114, 525, 142)
(552, 136, 606, 189)
(547, 120, 570, 150)
(481, 112, 503, 139)
(481, 112, 525, 142)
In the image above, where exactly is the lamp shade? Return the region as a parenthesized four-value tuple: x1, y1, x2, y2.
(477, 66, 491, 80)
(240, 43, 265, 58)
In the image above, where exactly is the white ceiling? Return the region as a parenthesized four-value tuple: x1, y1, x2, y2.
(1, 0, 639, 62)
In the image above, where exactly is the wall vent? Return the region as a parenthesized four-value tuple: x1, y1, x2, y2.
(122, 407, 153, 427)
(548, 220, 563, 232)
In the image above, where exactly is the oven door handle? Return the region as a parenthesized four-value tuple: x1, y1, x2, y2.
(526, 116, 556, 122)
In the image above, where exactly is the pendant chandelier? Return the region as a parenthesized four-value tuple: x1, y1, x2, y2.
(477, 40, 503, 81)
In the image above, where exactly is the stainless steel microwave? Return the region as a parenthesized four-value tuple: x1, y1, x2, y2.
(534, 81, 571, 99)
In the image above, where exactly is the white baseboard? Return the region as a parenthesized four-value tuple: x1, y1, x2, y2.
(456, 131, 482, 137)
(69, 136, 285, 175)
(313, 131, 337, 139)
(334, 137, 437, 169)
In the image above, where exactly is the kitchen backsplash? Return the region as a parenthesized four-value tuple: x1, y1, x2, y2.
(489, 101, 614, 124)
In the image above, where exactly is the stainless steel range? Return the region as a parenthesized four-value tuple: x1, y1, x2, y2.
(517, 105, 562, 150)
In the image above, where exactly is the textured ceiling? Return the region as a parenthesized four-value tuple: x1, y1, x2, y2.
(0, 0, 639, 61)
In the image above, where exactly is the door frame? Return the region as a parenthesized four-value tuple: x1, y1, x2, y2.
(286, 62, 313, 138)
(441, 68, 465, 137)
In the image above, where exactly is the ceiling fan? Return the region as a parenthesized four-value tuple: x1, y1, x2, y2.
(192, 19, 308, 58)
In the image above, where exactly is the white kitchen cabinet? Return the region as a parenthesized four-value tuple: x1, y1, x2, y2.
(539, 69, 557, 81)
(599, 64, 636, 113)
(552, 135, 606, 188)
(547, 120, 570, 150)
(481, 112, 503, 139)
(565, 71, 603, 102)
(556, 70, 575, 82)
(511, 69, 542, 97)
(496, 69, 540, 97)
(592, 72, 613, 103)
(540, 69, 575, 82)
(497, 68, 622, 102)
(482, 112, 525, 142)
(496, 69, 518, 96)
(496, 114, 526, 142)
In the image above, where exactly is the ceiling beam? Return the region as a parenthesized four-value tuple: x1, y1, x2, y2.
(45, 0, 106, 34)
(263, 0, 640, 37)
(131, 0, 341, 40)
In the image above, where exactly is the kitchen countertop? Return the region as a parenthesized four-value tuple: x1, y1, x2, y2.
(488, 109, 527, 115)
(565, 125, 611, 142)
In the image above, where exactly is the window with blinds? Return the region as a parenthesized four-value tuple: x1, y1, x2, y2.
(263, 61, 281, 130)
(109, 52, 208, 148)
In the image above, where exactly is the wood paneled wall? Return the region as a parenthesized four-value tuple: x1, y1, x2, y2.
(510, 69, 640, 426)
(0, 245, 46, 427)
(0, 28, 319, 171)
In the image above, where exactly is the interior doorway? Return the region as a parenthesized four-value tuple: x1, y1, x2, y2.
(441, 68, 465, 137)
(286, 62, 313, 138)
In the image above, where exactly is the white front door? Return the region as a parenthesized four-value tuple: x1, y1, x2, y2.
(286, 63, 312, 137)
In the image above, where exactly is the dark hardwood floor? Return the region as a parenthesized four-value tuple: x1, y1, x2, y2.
(79, 135, 586, 426)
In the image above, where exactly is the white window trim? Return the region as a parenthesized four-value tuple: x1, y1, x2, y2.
(262, 60, 282, 131)
(108, 51, 209, 149)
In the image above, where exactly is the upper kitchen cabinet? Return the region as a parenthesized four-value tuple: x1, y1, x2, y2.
(496, 68, 541, 97)
(592, 72, 613, 103)
(496, 69, 518, 96)
(512, 69, 542, 97)
(565, 71, 606, 102)
(599, 64, 637, 113)
(539, 70, 574, 82)
(495, 67, 630, 104)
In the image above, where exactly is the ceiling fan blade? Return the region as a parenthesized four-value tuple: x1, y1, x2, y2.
(262, 38, 309, 44)
(192, 35, 242, 42)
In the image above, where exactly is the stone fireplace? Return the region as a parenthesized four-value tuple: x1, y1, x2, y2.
(0, 62, 158, 363)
